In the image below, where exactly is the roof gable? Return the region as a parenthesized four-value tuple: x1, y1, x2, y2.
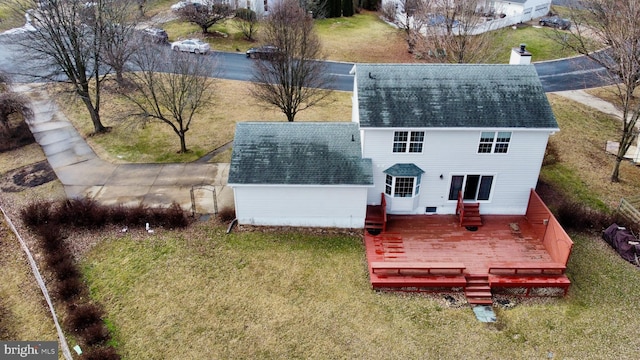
(228, 122, 373, 186)
(355, 64, 558, 129)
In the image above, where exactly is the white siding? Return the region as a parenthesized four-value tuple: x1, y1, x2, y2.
(233, 186, 368, 228)
(362, 128, 551, 215)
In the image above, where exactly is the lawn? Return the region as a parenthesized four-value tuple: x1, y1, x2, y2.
(0, 216, 61, 344)
(543, 94, 640, 210)
(78, 224, 640, 359)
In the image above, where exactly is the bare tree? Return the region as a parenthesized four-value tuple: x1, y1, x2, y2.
(137, 0, 146, 18)
(549, 0, 640, 182)
(233, 8, 258, 41)
(249, 0, 333, 122)
(0, 73, 33, 148)
(101, 0, 138, 87)
(412, 0, 498, 63)
(11, 0, 124, 133)
(381, 0, 430, 54)
(125, 47, 215, 153)
(177, 3, 234, 34)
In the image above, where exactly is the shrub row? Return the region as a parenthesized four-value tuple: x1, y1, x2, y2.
(21, 198, 195, 358)
(23, 202, 124, 358)
(536, 180, 633, 233)
(21, 197, 191, 230)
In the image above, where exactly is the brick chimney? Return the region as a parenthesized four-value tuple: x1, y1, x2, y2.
(509, 43, 532, 65)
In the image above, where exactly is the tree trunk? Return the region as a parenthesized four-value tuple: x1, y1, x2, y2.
(611, 156, 622, 182)
(79, 95, 106, 133)
(179, 132, 188, 153)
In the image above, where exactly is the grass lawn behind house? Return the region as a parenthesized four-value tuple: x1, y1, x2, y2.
(81, 225, 640, 359)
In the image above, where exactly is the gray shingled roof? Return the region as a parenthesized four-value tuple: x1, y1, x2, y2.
(384, 163, 425, 177)
(355, 64, 558, 129)
(228, 122, 373, 186)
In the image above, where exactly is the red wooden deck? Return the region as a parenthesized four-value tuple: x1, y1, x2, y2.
(364, 191, 574, 302)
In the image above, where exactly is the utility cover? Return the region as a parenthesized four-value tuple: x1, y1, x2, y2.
(472, 305, 496, 322)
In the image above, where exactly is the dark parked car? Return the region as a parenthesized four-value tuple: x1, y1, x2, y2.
(539, 16, 571, 30)
(246, 45, 282, 59)
(142, 27, 169, 44)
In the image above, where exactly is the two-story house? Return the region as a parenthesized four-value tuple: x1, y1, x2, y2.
(353, 63, 558, 217)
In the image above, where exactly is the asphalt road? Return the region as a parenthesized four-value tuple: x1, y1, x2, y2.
(0, 31, 613, 93)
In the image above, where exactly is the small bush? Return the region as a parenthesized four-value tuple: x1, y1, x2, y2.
(218, 207, 236, 223)
(45, 250, 67, 268)
(57, 198, 109, 228)
(64, 304, 104, 334)
(123, 204, 149, 227)
(37, 223, 65, 252)
(542, 141, 560, 166)
(80, 322, 111, 346)
(108, 205, 129, 225)
(80, 346, 120, 360)
(55, 277, 84, 302)
(163, 202, 189, 229)
(52, 257, 80, 281)
(20, 200, 53, 228)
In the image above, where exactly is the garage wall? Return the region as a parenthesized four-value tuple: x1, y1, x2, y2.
(232, 186, 369, 228)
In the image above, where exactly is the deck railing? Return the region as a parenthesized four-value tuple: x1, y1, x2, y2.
(526, 189, 574, 266)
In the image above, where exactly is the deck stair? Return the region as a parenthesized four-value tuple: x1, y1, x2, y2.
(372, 235, 405, 259)
(465, 274, 493, 305)
(460, 203, 483, 227)
(365, 193, 388, 234)
(456, 191, 483, 227)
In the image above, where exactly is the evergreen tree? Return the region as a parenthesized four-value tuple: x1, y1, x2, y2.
(327, 0, 341, 18)
(342, 0, 354, 16)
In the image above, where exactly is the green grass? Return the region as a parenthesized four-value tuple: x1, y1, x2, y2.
(80, 226, 640, 359)
(0, 220, 61, 344)
(542, 94, 640, 209)
(0, 1, 25, 32)
(489, 25, 581, 63)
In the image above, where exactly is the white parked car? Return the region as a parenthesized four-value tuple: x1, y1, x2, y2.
(171, 39, 210, 54)
(171, 0, 207, 11)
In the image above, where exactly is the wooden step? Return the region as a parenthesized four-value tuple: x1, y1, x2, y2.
(464, 285, 491, 293)
(466, 279, 488, 285)
(465, 289, 492, 297)
(467, 297, 493, 305)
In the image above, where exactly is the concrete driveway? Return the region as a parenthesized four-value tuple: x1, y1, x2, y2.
(15, 83, 233, 214)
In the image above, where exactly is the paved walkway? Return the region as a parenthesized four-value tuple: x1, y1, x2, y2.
(553, 89, 624, 119)
(15, 84, 233, 214)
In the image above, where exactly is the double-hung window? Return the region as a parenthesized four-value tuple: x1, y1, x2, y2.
(393, 131, 425, 153)
(384, 164, 425, 198)
(448, 175, 494, 201)
(478, 131, 511, 153)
